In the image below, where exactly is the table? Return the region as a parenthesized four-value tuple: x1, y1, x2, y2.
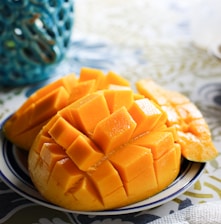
(1, 0, 221, 223)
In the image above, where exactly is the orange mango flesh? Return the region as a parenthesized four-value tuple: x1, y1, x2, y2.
(3, 68, 130, 150)
(3, 75, 76, 150)
(79, 67, 106, 90)
(3, 86, 70, 150)
(103, 71, 130, 88)
(66, 92, 111, 135)
(136, 78, 218, 162)
(28, 88, 181, 211)
(129, 98, 167, 138)
(93, 107, 137, 154)
(104, 86, 133, 113)
(3, 67, 218, 211)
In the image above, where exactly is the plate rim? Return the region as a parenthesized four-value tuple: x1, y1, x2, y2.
(0, 133, 206, 216)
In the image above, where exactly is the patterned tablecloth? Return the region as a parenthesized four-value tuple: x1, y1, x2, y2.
(1, 0, 221, 223)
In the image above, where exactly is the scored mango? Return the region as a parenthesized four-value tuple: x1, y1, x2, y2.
(2, 67, 218, 211)
(3, 68, 130, 150)
(29, 88, 181, 211)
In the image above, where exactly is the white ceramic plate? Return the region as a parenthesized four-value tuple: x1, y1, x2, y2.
(0, 133, 206, 215)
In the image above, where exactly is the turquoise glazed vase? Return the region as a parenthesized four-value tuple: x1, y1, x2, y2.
(0, 0, 74, 86)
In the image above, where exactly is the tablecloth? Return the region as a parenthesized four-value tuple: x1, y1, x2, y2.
(1, 0, 221, 223)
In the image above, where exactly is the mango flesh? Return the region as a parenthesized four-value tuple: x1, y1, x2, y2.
(3, 68, 130, 150)
(136, 79, 218, 162)
(2, 67, 218, 211)
(29, 89, 181, 211)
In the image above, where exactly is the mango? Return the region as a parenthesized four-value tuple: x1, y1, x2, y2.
(136, 78, 218, 162)
(28, 88, 181, 211)
(2, 67, 218, 211)
(3, 68, 130, 150)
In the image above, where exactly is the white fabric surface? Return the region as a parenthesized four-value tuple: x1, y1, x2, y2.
(149, 201, 221, 224)
(190, 0, 221, 59)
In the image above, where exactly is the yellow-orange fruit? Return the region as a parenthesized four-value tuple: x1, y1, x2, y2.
(3, 74, 77, 150)
(3, 68, 130, 150)
(28, 89, 181, 211)
(136, 78, 218, 162)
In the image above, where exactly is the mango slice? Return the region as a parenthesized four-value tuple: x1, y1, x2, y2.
(28, 89, 181, 211)
(136, 78, 218, 162)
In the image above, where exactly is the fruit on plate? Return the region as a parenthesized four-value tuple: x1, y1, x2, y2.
(28, 88, 181, 211)
(2, 67, 218, 211)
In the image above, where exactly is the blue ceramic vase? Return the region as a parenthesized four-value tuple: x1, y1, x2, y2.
(0, 0, 74, 86)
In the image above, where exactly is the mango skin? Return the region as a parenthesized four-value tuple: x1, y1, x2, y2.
(28, 89, 181, 211)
